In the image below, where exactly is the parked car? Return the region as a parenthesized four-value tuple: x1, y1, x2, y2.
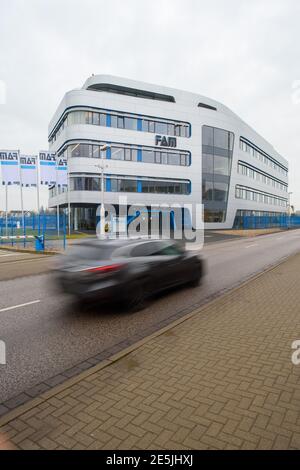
(54, 238, 204, 311)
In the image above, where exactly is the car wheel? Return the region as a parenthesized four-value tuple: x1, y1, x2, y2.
(123, 281, 147, 312)
(189, 264, 203, 288)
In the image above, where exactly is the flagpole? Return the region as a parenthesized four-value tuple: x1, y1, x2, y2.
(36, 155, 40, 213)
(5, 183, 8, 237)
(36, 155, 41, 234)
(57, 203, 60, 237)
(56, 155, 59, 238)
(18, 151, 25, 232)
(67, 152, 71, 236)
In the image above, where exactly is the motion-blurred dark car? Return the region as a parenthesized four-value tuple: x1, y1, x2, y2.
(54, 238, 204, 310)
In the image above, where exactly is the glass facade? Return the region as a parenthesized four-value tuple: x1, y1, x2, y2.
(202, 125, 234, 223)
(49, 109, 191, 143)
(65, 142, 190, 167)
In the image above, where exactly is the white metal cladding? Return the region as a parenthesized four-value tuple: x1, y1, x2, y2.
(48, 74, 289, 229)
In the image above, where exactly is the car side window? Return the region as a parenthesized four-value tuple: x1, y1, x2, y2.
(155, 244, 184, 256)
(131, 242, 164, 257)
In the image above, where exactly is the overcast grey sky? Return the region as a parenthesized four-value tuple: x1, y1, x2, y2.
(0, 0, 299, 209)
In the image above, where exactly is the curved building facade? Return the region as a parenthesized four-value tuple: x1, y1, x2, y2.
(48, 75, 289, 230)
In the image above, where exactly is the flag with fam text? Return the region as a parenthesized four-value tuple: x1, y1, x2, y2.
(0, 150, 20, 185)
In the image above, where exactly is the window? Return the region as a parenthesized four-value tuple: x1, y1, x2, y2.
(92, 113, 100, 125)
(111, 115, 118, 128)
(214, 182, 228, 201)
(111, 147, 125, 160)
(204, 210, 226, 223)
(125, 148, 131, 161)
(202, 154, 213, 174)
(161, 153, 168, 165)
(202, 180, 213, 201)
(80, 144, 90, 158)
(214, 155, 229, 175)
(175, 124, 181, 137)
(148, 121, 155, 133)
(100, 113, 106, 126)
(142, 150, 155, 163)
(117, 116, 124, 129)
(69, 143, 81, 158)
(131, 149, 138, 161)
(155, 121, 168, 134)
(141, 179, 189, 195)
(181, 154, 188, 166)
(124, 117, 137, 130)
(168, 153, 180, 165)
(119, 179, 137, 192)
(142, 120, 149, 132)
(180, 126, 188, 138)
(85, 112, 93, 125)
(214, 128, 229, 150)
(168, 123, 175, 135)
(88, 145, 93, 158)
(92, 146, 100, 158)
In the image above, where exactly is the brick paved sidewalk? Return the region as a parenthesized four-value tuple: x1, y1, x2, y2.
(1, 253, 300, 450)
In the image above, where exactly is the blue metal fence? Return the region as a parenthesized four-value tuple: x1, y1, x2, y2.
(0, 214, 67, 251)
(233, 215, 300, 230)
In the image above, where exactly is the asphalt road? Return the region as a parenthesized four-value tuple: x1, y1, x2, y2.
(1, 229, 300, 405)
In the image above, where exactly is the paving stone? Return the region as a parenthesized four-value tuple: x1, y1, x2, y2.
(2, 253, 300, 450)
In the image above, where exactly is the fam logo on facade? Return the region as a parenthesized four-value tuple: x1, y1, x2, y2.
(155, 135, 177, 148)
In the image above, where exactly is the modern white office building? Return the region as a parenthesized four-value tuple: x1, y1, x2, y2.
(48, 75, 289, 230)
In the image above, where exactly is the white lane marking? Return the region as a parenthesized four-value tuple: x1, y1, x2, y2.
(245, 243, 258, 248)
(0, 252, 21, 257)
(0, 300, 41, 313)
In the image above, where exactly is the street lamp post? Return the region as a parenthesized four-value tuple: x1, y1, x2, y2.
(288, 192, 293, 228)
(95, 144, 110, 238)
(288, 192, 293, 215)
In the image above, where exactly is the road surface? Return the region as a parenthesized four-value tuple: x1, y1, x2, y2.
(0, 230, 300, 406)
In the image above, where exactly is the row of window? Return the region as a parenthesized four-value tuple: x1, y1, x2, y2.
(235, 185, 287, 207)
(239, 139, 288, 177)
(50, 109, 191, 143)
(235, 210, 287, 217)
(65, 143, 190, 166)
(67, 176, 191, 195)
(238, 163, 288, 192)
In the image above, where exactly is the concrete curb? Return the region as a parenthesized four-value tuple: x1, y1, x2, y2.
(0, 246, 59, 256)
(0, 251, 294, 428)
